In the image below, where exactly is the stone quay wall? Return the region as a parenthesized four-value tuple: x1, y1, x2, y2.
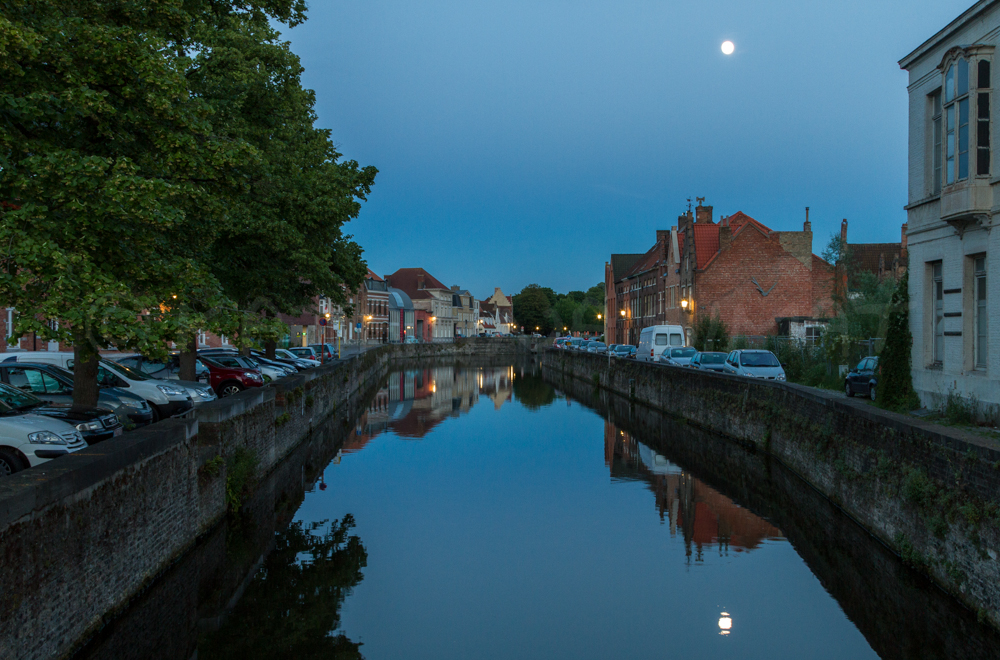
(0, 337, 536, 660)
(542, 350, 1000, 628)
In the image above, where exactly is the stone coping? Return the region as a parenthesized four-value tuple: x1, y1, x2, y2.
(0, 417, 197, 529)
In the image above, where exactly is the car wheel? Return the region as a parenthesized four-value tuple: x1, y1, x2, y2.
(0, 449, 23, 477)
(869, 385, 876, 402)
(149, 405, 161, 423)
(220, 382, 244, 397)
(845, 382, 854, 397)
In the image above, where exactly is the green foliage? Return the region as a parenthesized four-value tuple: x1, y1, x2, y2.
(692, 314, 729, 352)
(824, 272, 896, 364)
(199, 515, 367, 658)
(944, 390, 979, 425)
(877, 272, 921, 412)
(201, 455, 225, 478)
(305, 394, 314, 408)
(512, 284, 554, 335)
(275, 412, 292, 427)
(226, 447, 260, 513)
(903, 468, 937, 509)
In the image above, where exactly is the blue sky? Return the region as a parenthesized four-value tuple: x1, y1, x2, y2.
(284, 0, 971, 297)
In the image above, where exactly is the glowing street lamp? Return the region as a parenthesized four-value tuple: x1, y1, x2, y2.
(620, 310, 625, 317)
(680, 299, 689, 309)
(597, 313, 602, 320)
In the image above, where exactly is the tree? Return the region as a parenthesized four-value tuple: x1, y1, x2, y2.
(0, 0, 258, 405)
(877, 272, 920, 411)
(693, 314, 729, 352)
(512, 285, 553, 335)
(180, 11, 375, 366)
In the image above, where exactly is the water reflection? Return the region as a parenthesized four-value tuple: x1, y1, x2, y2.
(199, 515, 367, 659)
(605, 423, 783, 562)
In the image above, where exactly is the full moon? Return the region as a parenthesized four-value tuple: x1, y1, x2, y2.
(721, 41, 735, 55)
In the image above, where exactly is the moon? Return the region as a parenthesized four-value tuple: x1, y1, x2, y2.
(721, 41, 735, 55)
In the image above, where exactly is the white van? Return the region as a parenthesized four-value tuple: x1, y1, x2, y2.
(637, 325, 685, 362)
(2, 351, 76, 370)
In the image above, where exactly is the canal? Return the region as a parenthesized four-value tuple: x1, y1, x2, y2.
(76, 359, 1000, 660)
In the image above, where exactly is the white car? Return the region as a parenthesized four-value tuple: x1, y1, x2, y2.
(0, 383, 87, 476)
(722, 350, 787, 381)
(657, 346, 697, 366)
(98, 360, 195, 421)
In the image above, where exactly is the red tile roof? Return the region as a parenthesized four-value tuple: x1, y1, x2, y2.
(366, 268, 384, 282)
(726, 211, 771, 236)
(692, 224, 720, 269)
(385, 268, 449, 299)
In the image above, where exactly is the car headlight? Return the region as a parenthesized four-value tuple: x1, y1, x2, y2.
(157, 384, 184, 395)
(777, 373, 786, 381)
(745, 372, 754, 378)
(121, 399, 144, 409)
(199, 389, 215, 399)
(77, 421, 103, 432)
(28, 431, 67, 445)
(244, 371, 261, 380)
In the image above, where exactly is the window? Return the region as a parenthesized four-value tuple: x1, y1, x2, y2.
(933, 262, 944, 364)
(944, 58, 970, 183)
(975, 256, 987, 369)
(978, 60, 991, 176)
(932, 91, 943, 193)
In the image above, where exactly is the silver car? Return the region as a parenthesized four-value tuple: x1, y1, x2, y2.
(657, 346, 697, 366)
(722, 350, 786, 381)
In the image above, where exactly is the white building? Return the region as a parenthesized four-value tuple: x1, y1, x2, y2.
(900, 0, 1000, 408)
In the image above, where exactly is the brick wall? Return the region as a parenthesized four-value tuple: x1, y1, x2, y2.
(695, 228, 829, 335)
(543, 350, 1000, 627)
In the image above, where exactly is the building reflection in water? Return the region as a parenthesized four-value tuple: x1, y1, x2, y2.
(348, 366, 515, 450)
(604, 420, 783, 563)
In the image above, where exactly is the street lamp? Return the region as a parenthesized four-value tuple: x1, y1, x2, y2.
(597, 314, 602, 320)
(620, 310, 625, 317)
(681, 299, 689, 309)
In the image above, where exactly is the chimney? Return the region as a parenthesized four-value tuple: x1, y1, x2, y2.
(452, 285, 460, 292)
(695, 204, 713, 224)
(719, 225, 732, 252)
(840, 219, 848, 246)
(417, 273, 425, 289)
(656, 229, 669, 245)
(804, 207, 811, 232)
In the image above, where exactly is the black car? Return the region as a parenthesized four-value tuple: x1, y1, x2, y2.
(845, 356, 878, 401)
(115, 354, 211, 383)
(0, 362, 154, 428)
(690, 351, 729, 372)
(0, 384, 124, 444)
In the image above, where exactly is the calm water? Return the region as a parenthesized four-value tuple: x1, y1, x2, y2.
(77, 360, 1000, 660)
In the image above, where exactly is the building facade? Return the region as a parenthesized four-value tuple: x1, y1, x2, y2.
(385, 268, 459, 342)
(605, 201, 834, 346)
(485, 288, 515, 334)
(900, 0, 1000, 408)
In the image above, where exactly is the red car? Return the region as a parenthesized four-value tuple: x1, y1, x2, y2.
(199, 355, 264, 397)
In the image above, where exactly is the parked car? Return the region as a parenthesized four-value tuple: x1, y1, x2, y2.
(274, 348, 320, 367)
(0, 382, 87, 476)
(287, 346, 320, 360)
(111, 354, 211, 383)
(657, 346, 697, 366)
(198, 355, 264, 397)
(404, 336, 418, 345)
(2, 350, 77, 370)
(567, 338, 587, 351)
(689, 351, 729, 372)
(845, 356, 879, 401)
(627, 346, 637, 359)
(0, 362, 154, 427)
(610, 345, 632, 358)
(308, 343, 337, 360)
(96, 361, 195, 421)
(588, 341, 608, 354)
(6, 387, 124, 444)
(723, 350, 787, 381)
(253, 349, 313, 370)
(199, 349, 290, 383)
(638, 325, 685, 362)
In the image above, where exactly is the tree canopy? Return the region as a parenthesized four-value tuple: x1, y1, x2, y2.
(512, 283, 604, 335)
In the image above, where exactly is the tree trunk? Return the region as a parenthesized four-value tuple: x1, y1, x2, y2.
(265, 339, 276, 360)
(178, 333, 198, 382)
(72, 335, 100, 408)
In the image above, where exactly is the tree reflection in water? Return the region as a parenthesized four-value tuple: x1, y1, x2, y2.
(199, 514, 367, 659)
(511, 369, 555, 410)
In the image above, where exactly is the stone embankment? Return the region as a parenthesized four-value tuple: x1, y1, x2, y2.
(0, 338, 540, 660)
(542, 350, 1000, 629)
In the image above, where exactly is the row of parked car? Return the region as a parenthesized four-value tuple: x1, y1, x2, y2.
(0, 344, 341, 477)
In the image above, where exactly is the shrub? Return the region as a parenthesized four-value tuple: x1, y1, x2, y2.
(226, 448, 259, 513)
(693, 314, 729, 352)
(944, 390, 978, 425)
(876, 272, 921, 412)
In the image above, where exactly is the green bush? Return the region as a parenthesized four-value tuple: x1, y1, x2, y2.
(944, 390, 978, 425)
(693, 314, 729, 352)
(876, 272, 921, 412)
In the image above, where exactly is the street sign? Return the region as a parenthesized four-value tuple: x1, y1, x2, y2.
(356, 322, 362, 331)
(319, 318, 327, 326)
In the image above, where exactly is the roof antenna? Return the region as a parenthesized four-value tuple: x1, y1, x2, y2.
(686, 198, 692, 212)
(696, 196, 706, 207)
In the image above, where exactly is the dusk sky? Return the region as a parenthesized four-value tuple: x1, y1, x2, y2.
(284, 0, 972, 297)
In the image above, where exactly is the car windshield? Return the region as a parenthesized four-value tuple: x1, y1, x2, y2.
(592, 342, 606, 348)
(701, 353, 727, 364)
(740, 352, 780, 368)
(672, 347, 696, 358)
(0, 381, 42, 412)
(103, 361, 151, 381)
(47, 365, 75, 380)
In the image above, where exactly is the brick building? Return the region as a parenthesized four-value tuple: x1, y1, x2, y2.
(605, 201, 835, 345)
